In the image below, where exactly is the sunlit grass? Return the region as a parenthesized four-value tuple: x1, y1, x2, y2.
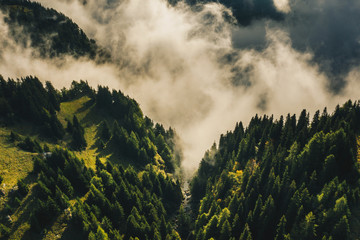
(58, 96, 92, 124)
(74, 124, 107, 169)
(59, 96, 108, 169)
(0, 128, 35, 190)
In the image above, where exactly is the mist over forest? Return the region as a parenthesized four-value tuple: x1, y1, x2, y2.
(1, 0, 360, 174)
(0, 0, 360, 239)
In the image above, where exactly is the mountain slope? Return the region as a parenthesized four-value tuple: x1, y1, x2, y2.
(0, 0, 110, 61)
(189, 102, 360, 239)
(0, 77, 183, 239)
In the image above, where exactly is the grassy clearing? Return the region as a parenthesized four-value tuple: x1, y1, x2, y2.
(58, 96, 92, 125)
(0, 95, 144, 189)
(74, 124, 107, 169)
(59, 96, 108, 169)
(58, 96, 141, 170)
(0, 128, 35, 190)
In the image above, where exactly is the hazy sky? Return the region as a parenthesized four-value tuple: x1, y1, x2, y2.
(1, 0, 360, 176)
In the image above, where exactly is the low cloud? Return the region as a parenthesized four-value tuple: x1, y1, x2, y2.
(273, 0, 290, 13)
(1, 0, 359, 177)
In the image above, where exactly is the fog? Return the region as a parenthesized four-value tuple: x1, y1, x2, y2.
(273, 0, 290, 13)
(1, 0, 360, 177)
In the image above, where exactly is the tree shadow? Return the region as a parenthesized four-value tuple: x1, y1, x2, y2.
(75, 98, 95, 115)
(59, 222, 85, 240)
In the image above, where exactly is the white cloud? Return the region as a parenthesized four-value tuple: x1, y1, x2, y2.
(273, 0, 291, 13)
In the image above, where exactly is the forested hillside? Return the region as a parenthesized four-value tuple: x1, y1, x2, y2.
(0, 76, 183, 239)
(2, 77, 360, 240)
(1, 0, 360, 239)
(189, 102, 360, 239)
(0, 0, 110, 61)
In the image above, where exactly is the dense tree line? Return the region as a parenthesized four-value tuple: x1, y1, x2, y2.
(30, 149, 93, 231)
(0, 75, 179, 170)
(0, 148, 182, 239)
(0, 0, 103, 59)
(61, 80, 96, 102)
(67, 115, 87, 150)
(95, 85, 180, 172)
(190, 101, 360, 239)
(73, 158, 182, 239)
(0, 75, 64, 139)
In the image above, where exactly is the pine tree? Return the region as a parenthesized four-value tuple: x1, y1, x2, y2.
(100, 121, 111, 141)
(275, 215, 287, 240)
(204, 215, 219, 240)
(240, 223, 253, 240)
(95, 226, 109, 240)
(331, 215, 350, 240)
(71, 115, 87, 150)
(232, 214, 242, 239)
(17, 179, 29, 196)
(178, 205, 191, 239)
(45, 81, 60, 111)
(220, 219, 231, 240)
